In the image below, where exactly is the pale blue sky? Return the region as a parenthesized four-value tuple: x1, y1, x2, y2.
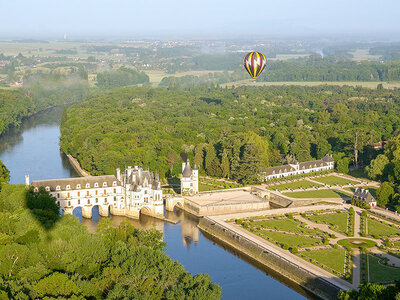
(0, 0, 399, 39)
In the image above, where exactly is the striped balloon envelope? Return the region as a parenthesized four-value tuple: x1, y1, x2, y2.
(243, 51, 267, 81)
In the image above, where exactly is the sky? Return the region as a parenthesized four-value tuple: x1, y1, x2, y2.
(0, 0, 400, 39)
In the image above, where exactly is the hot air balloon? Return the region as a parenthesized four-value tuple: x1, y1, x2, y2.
(243, 51, 267, 81)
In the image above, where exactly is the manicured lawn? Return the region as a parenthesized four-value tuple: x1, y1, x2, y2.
(258, 230, 322, 248)
(392, 241, 400, 248)
(251, 218, 316, 235)
(367, 218, 400, 237)
(313, 175, 359, 186)
(345, 186, 377, 198)
(282, 189, 350, 199)
(306, 212, 348, 234)
(301, 248, 346, 274)
(269, 180, 322, 191)
(337, 238, 377, 249)
(348, 168, 370, 181)
(368, 254, 400, 283)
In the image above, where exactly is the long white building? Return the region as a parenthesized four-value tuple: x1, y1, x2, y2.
(28, 166, 163, 219)
(264, 154, 334, 181)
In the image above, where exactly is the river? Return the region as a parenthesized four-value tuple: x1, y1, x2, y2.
(0, 106, 308, 300)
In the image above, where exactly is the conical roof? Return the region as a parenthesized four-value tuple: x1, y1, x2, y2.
(182, 159, 192, 177)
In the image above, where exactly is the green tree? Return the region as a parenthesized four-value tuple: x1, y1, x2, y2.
(236, 143, 262, 184)
(336, 157, 349, 174)
(205, 144, 220, 176)
(366, 154, 389, 180)
(0, 160, 10, 188)
(221, 151, 230, 178)
(376, 182, 394, 207)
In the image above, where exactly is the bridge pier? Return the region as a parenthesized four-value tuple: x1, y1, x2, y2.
(165, 197, 185, 212)
(63, 207, 74, 215)
(82, 206, 92, 219)
(99, 205, 109, 217)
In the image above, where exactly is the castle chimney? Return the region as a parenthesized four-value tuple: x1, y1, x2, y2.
(25, 174, 30, 186)
(116, 168, 121, 181)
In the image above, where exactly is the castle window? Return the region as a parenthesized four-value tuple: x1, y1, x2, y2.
(113, 188, 116, 193)
(94, 183, 99, 187)
(66, 185, 71, 190)
(78, 199, 80, 205)
(95, 190, 98, 195)
(45, 186, 50, 191)
(114, 196, 116, 201)
(144, 190, 147, 194)
(86, 191, 89, 196)
(68, 201, 71, 206)
(77, 191, 80, 197)
(87, 199, 90, 205)
(56, 186, 61, 191)
(104, 189, 106, 195)
(57, 193, 60, 198)
(76, 184, 81, 189)
(67, 192, 70, 198)
(112, 181, 117, 186)
(86, 183, 90, 188)
(103, 182, 107, 187)
(57, 201, 60, 206)
(95, 198, 98, 203)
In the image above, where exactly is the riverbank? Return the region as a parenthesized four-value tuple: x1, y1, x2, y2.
(198, 205, 355, 300)
(66, 154, 90, 177)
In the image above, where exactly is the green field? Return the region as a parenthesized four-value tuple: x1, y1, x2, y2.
(283, 189, 351, 199)
(367, 218, 400, 237)
(313, 176, 359, 186)
(300, 248, 347, 275)
(259, 230, 322, 248)
(269, 180, 321, 191)
(199, 183, 223, 191)
(306, 212, 349, 234)
(368, 254, 400, 283)
(348, 168, 370, 181)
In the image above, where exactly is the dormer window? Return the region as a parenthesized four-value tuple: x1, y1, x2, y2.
(94, 183, 99, 188)
(56, 186, 61, 191)
(66, 185, 71, 190)
(103, 182, 107, 187)
(112, 181, 117, 187)
(76, 184, 81, 189)
(86, 183, 90, 188)
(45, 186, 50, 191)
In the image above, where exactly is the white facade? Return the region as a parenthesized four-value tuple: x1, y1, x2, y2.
(264, 154, 334, 181)
(180, 158, 199, 195)
(29, 166, 163, 218)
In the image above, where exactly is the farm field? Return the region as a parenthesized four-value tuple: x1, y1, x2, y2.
(306, 211, 349, 234)
(268, 180, 321, 191)
(312, 175, 359, 186)
(367, 254, 400, 283)
(282, 189, 350, 199)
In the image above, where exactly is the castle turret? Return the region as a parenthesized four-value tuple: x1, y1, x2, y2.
(116, 168, 121, 181)
(25, 174, 30, 186)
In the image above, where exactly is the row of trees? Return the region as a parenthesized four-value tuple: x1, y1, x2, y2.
(0, 183, 221, 299)
(60, 85, 400, 183)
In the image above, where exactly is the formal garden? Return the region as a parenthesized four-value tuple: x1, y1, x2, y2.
(303, 209, 354, 236)
(267, 180, 322, 191)
(282, 189, 351, 199)
(360, 251, 400, 284)
(312, 175, 360, 186)
(365, 216, 400, 238)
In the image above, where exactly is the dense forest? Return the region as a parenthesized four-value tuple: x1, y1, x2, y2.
(0, 71, 89, 136)
(96, 67, 149, 88)
(60, 85, 400, 184)
(0, 183, 221, 299)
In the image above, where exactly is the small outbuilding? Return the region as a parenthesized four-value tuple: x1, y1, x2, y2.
(353, 188, 377, 207)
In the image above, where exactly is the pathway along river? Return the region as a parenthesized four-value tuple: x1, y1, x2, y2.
(0, 106, 309, 300)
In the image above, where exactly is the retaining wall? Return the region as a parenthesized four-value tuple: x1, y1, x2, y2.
(198, 217, 343, 300)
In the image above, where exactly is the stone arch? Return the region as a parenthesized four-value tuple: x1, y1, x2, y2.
(139, 206, 152, 217)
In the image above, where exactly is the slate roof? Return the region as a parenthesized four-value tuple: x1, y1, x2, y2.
(123, 167, 161, 191)
(354, 188, 376, 203)
(32, 175, 119, 191)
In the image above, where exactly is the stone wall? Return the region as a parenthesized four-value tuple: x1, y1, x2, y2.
(198, 217, 342, 300)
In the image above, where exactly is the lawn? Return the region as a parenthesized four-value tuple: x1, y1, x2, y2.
(258, 230, 322, 248)
(300, 248, 347, 275)
(337, 238, 377, 249)
(269, 180, 321, 191)
(250, 218, 316, 235)
(392, 241, 400, 248)
(368, 254, 400, 283)
(306, 212, 349, 234)
(367, 218, 400, 237)
(313, 175, 359, 186)
(345, 186, 377, 198)
(282, 189, 350, 199)
(348, 168, 370, 181)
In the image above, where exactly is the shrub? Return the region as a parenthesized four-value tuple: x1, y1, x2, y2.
(282, 244, 289, 250)
(291, 247, 298, 254)
(287, 213, 293, 219)
(333, 244, 339, 249)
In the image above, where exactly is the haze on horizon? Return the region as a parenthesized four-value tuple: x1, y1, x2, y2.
(0, 0, 400, 40)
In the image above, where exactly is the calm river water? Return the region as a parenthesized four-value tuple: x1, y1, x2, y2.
(0, 106, 309, 300)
